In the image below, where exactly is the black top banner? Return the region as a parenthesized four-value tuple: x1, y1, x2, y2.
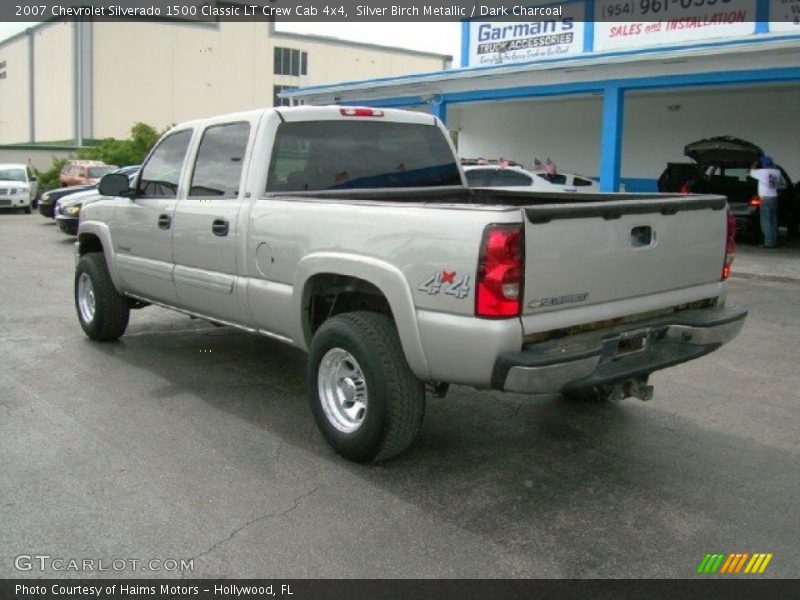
(4, 0, 800, 22)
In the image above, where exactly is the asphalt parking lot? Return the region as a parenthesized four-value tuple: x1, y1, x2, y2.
(1, 213, 799, 579)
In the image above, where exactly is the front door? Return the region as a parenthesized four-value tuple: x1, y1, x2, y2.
(172, 120, 255, 323)
(111, 129, 193, 304)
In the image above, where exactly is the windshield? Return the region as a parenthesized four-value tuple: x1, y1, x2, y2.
(88, 166, 116, 178)
(266, 120, 461, 192)
(0, 168, 27, 182)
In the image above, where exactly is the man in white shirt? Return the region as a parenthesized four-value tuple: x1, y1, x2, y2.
(749, 156, 780, 248)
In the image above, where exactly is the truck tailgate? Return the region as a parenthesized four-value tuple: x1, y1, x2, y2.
(521, 195, 727, 328)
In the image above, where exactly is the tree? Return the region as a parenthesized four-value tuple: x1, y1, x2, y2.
(77, 122, 162, 167)
(35, 122, 163, 190)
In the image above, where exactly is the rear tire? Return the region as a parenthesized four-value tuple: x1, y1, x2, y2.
(308, 311, 425, 463)
(75, 252, 130, 341)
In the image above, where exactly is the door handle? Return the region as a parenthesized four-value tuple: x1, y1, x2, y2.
(212, 219, 229, 237)
(158, 214, 171, 230)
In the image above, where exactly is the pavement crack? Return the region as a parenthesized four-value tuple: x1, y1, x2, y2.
(188, 486, 319, 563)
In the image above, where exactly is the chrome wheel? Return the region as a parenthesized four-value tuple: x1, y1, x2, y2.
(318, 347, 368, 433)
(77, 272, 96, 324)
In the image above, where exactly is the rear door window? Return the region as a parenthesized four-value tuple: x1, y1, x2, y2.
(189, 122, 251, 199)
(266, 120, 461, 192)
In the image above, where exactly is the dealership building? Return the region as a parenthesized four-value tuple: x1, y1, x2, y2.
(0, 18, 450, 160)
(284, 0, 800, 192)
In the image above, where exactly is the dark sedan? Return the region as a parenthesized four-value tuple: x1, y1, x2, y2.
(55, 169, 139, 236)
(39, 165, 140, 218)
(38, 183, 93, 218)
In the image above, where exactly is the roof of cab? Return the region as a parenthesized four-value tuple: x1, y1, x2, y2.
(168, 105, 437, 132)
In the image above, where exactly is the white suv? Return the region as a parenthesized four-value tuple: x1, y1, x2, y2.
(0, 164, 37, 214)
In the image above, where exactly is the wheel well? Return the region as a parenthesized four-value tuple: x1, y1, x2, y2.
(77, 233, 103, 256)
(304, 274, 393, 342)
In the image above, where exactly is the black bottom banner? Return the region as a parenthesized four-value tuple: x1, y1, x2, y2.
(2, 579, 799, 600)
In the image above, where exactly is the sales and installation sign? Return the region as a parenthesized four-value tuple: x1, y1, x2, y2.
(593, 0, 757, 51)
(468, 3, 587, 66)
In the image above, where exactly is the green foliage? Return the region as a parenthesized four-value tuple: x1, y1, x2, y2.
(34, 123, 163, 190)
(77, 122, 162, 167)
(35, 158, 67, 191)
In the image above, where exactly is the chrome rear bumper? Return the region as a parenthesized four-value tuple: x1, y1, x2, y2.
(493, 306, 747, 394)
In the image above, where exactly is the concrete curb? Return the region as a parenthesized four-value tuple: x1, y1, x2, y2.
(731, 272, 800, 284)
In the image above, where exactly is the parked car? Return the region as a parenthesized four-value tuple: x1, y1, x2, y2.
(74, 106, 745, 462)
(0, 163, 38, 214)
(464, 164, 599, 193)
(41, 165, 140, 218)
(55, 170, 139, 235)
(39, 183, 94, 218)
(658, 137, 798, 240)
(59, 160, 117, 187)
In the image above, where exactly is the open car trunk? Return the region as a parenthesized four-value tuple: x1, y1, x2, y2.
(684, 136, 763, 167)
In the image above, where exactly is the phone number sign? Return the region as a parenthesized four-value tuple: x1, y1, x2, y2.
(594, 0, 757, 51)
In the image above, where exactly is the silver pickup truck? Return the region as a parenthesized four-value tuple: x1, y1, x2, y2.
(74, 106, 746, 462)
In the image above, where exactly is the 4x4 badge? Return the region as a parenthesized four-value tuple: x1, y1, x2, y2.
(418, 271, 471, 299)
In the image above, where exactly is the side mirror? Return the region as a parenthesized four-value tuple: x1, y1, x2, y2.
(30, 175, 37, 182)
(98, 173, 133, 197)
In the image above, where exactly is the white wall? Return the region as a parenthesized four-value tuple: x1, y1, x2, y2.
(32, 23, 73, 143)
(0, 35, 31, 144)
(450, 84, 800, 185)
(624, 86, 800, 180)
(450, 96, 603, 177)
(0, 147, 74, 171)
(92, 21, 447, 139)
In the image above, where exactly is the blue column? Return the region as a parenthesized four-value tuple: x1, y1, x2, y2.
(431, 101, 447, 126)
(599, 85, 625, 193)
(755, 0, 769, 33)
(583, 0, 595, 53)
(461, 21, 470, 67)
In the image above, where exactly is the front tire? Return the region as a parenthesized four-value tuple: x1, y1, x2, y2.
(24, 206, 32, 214)
(308, 311, 425, 463)
(75, 253, 130, 341)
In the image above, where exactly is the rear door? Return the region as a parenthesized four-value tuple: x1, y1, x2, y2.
(520, 195, 727, 332)
(172, 119, 256, 323)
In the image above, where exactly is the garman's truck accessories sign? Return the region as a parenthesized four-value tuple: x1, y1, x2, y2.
(469, 4, 586, 65)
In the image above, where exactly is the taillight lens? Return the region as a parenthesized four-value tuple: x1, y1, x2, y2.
(749, 196, 761, 207)
(476, 224, 523, 318)
(339, 107, 384, 117)
(722, 210, 736, 280)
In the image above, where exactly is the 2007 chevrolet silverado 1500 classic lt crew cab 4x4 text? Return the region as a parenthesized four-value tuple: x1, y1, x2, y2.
(73, 106, 747, 462)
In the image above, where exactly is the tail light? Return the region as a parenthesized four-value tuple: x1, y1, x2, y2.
(476, 224, 523, 318)
(722, 210, 736, 280)
(340, 107, 384, 117)
(680, 183, 690, 194)
(749, 196, 761, 207)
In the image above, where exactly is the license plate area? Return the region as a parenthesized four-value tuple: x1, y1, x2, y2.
(614, 328, 651, 358)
